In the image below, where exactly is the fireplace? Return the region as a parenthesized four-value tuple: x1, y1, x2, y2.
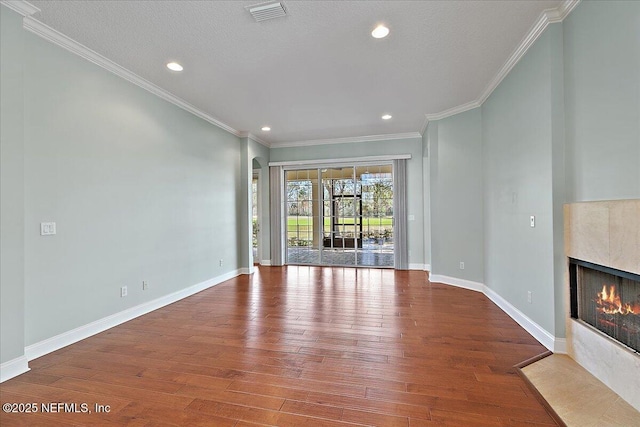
(565, 200, 640, 411)
(569, 258, 640, 353)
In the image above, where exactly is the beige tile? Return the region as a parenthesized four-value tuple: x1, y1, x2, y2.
(522, 355, 640, 427)
(600, 398, 640, 427)
(609, 200, 640, 275)
(564, 202, 610, 265)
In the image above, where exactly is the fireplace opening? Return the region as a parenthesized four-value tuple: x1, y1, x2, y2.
(569, 258, 640, 353)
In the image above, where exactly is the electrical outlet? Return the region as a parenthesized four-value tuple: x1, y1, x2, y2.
(219, 259, 223, 267)
(530, 215, 535, 228)
(142, 281, 148, 290)
(40, 222, 57, 236)
(121, 286, 128, 297)
(459, 261, 465, 270)
(527, 291, 532, 304)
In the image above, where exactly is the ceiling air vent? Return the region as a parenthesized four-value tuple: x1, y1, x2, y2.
(247, 1, 287, 22)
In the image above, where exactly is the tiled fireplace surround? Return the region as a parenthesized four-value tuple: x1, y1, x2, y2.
(564, 200, 640, 411)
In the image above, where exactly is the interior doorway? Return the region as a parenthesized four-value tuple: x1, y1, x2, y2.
(285, 164, 394, 268)
(252, 172, 258, 263)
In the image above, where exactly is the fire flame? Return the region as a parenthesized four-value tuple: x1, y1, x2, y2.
(596, 285, 640, 315)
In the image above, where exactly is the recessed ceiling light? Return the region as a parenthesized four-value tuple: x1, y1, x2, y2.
(261, 126, 271, 131)
(166, 62, 183, 72)
(371, 25, 389, 39)
(382, 114, 392, 120)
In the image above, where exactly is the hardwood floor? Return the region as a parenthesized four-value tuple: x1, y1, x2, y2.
(0, 266, 557, 426)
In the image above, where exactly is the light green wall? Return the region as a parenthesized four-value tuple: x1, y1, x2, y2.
(550, 22, 566, 340)
(478, 1, 639, 339)
(3, 0, 638, 367)
(421, 1, 638, 341)
(0, 6, 26, 364)
(429, 109, 484, 282)
(270, 137, 425, 267)
(21, 30, 243, 345)
(564, 0, 640, 202)
(482, 25, 561, 335)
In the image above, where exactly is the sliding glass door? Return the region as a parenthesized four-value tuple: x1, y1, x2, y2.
(285, 163, 393, 268)
(285, 169, 319, 265)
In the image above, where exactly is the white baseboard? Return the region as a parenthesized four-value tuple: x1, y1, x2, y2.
(429, 273, 560, 353)
(429, 274, 484, 292)
(260, 259, 271, 266)
(0, 355, 30, 383)
(408, 263, 431, 271)
(239, 267, 253, 275)
(482, 286, 556, 352)
(24, 269, 241, 362)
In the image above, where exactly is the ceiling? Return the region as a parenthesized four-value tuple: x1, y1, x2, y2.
(26, 0, 564, 146)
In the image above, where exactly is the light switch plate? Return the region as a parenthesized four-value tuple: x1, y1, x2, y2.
(40, 222, 56, 235)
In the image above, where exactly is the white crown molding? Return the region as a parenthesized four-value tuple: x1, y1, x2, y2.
(425, 100, 481, 122)
(24, 269, 242, 362)
(419, 116, 429, 135)
(0, 355, 30, 383)
(13, 0, 581, 144)
(0, 0, 39, 16)
(22, 16, 243, 139)
(239, 131, 271, 148)
(249, 133, 270, 148)
(426, 0, 580, 122)
(548, 0, 581, 23)
(271, 132, 422, 148)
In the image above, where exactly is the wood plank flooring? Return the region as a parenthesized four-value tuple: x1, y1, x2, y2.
(0, 266, 557, 426)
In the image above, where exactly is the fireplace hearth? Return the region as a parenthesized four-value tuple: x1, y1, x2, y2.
(570, 258, 640, 353)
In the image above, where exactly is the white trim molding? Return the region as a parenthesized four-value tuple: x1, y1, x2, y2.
(24, 269, 241, 362)
(10, 0, 581, 143)
(429, 274, 484, 292)
(483, 285, 556, 352)
(429, 274, 564, 353)
(269, 154, 411, 168)
(239, 132, 271, 148)
(426, 101, 481, 122)
(425, 0, 580, 122)
(260, 259, 272, 266)
(419, 116, 430, 136)
(0, 0, 39, 16)
(21, 16, 242, 139)
(476, 0, 580, 106)
(271, 132, 422, 149)
(239, 267, 254, 275)
(0, 355, 30, 383)
(547, 0, 581, 23)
